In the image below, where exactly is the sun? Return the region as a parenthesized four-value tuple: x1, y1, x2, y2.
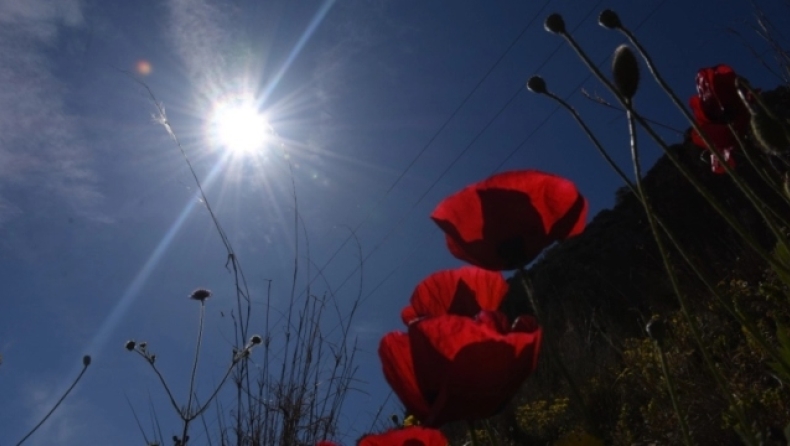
(209, 99, 272, 155)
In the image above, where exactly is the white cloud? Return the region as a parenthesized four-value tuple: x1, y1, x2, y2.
(167, 0, 233, 95)
(0, 0, 103, 223)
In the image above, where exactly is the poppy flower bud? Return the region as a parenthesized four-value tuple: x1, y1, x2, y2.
(598, 10, 621, 29)
(544, 14, 566, 34)
(390, 414, 400, 426)
(612, 44, 639, 100)
(526, 76, 548, 94)
(250, 334, 262, 345)
(189, 288, 212, 302)
(125, 340, 136, 351)
(149, 354, 156, 363)
(139, 342, 147, 350)
(82, 355, 92, 366)
(646, 317, 667, 346)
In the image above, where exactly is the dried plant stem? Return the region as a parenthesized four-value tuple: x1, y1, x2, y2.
(180, 301, 207, 443)
(15, 361, 90, 446)
(517, 269, 600, 438)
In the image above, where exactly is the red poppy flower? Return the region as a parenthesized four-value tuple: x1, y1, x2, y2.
(688, 65, 751, 173)
(316, 442, 340, 446)
(431, 170, 587, 270)
(379, 312, 542, 427)
(401, 266, 508, 325)
(358, 427, 448, 446)
(695, 64, 748, 125)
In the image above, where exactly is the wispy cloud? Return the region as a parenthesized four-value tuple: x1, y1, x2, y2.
(167, 0, 234, 96)
(0, 0, 103, 224)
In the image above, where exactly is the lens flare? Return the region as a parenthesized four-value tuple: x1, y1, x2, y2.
(136, 60, 152, 76)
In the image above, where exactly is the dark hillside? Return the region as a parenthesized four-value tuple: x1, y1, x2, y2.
(489, 87, 790, 444)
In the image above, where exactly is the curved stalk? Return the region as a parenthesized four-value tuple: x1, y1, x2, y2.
(15, 360, 91, 446)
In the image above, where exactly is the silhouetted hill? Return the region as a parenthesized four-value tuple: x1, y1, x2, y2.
(487, 86, 790, 445)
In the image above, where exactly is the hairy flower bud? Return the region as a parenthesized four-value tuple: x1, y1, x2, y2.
(544, 14, 566, 34)
(598, 9, 621, 29)
(526, 76, 548, 94)
(250, 334, 262, 345)
(612, 45, 640, 100)
(125, 340, 136, 351)
(82, 355, 92, 366)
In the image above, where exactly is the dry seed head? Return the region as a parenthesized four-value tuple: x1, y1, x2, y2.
(612, 45, 639, 100)
(526, 76, 548, 94)
(544, 14, 566, 34)
(189, 288, 212, 302)
(598, 10, 622, 29)
(83, 355, 92, 366)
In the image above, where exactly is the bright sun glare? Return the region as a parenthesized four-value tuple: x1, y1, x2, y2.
(210, 100, 271, 155)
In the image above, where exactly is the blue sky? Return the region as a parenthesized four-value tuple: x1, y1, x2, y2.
(0, 0, 786, 444)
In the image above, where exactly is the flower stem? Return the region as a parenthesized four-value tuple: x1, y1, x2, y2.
(15, 360, 90, 446)
(181, 300, 206, 444)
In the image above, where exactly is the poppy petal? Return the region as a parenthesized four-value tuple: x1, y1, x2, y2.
(401, 267, 508, 324)
(431, 170, 587, 270)
(358, 426, 448, 446)
(408, 314, 542, 426)
(379, 332, 431, 421)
